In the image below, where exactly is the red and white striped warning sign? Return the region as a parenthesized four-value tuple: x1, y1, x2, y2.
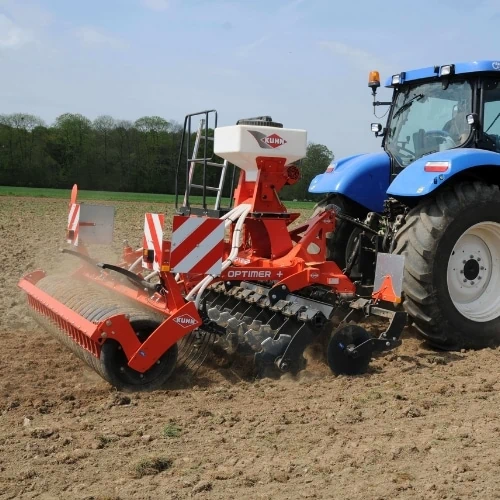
(67, 203, 80, 245)
(142, 213, 165, 271)
(170, 216, 225, 276)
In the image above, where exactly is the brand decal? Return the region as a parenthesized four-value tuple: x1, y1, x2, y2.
(310, 272, 320, 279)
(227, 270, 272, 278)
(492, 62, 500, 70)
(174, 314, 198, 328)
(248, 130, 287, 149)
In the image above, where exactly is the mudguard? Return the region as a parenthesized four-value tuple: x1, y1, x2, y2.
(387, 148, 500, 198)
(308, 152, 391, 212)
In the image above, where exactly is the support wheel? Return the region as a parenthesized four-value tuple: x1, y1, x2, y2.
(393, 181, 500, 349)
(327, 325, 372, 375)
(101, 319, 178, 391)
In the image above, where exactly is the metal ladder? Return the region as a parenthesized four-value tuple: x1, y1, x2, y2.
(184, 118, 229, 211)
(175, 110, 236, 217)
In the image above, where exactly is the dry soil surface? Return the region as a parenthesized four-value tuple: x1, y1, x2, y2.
(1, 196, 500, 500)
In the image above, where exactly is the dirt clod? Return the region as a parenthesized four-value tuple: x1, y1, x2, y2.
(192, 480, 213, 494)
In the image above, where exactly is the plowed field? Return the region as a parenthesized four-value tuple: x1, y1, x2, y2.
(1, 196, 499, 499)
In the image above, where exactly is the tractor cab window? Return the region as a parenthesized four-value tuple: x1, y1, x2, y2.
(386, 80, 472, 167)
(483, 80, 500, 153)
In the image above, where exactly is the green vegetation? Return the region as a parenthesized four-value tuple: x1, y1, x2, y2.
(0, 112, 332, 203)
(0, 185, 317, 209)
(162, 422, 182, 438)
(133, 456, 172, 478)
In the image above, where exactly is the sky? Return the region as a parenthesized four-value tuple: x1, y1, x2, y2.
(1, 0, 500, 159)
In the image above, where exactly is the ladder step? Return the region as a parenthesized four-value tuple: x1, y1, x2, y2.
(190, 184, 221, 192)
(188, 160, 226, 168)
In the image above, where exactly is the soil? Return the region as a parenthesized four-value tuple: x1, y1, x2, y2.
(1, 196, 500, 500)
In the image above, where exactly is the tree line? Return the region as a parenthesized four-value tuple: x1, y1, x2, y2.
(0, 113, 333, 201)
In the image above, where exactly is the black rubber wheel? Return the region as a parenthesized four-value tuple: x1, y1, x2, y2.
(101, 319, 178, 391)
(312, 194, 369, 269)
(393, 181, 500, 349)
(327, 325, 372, 375)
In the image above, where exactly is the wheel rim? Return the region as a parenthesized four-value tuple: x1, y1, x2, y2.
(447, 221, 500, 322)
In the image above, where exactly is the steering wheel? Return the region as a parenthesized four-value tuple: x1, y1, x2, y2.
(424, 129, 457, 149)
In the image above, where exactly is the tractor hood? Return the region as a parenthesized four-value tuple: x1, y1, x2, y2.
(308, 151, 391, 212)
(387, 148, 500, 202)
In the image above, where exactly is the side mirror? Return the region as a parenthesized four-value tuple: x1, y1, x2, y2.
(371, 123, 383, 137)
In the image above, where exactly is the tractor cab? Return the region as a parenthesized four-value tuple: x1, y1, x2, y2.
(370, 61, 500, 174)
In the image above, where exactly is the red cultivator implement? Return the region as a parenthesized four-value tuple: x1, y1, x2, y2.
(18, 111, 407, 390)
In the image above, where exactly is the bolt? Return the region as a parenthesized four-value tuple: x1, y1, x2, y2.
(471, 281, 475, 285)
(271, 294, 276, 299)
(481, 266, 485, 270)
(100, 332, 107, 338)
(386, 341, 391, 347)
(156, 360, 161, 365)
(105, 320, 112, 326)
(281, 285, 286, 290)
(478, 257, 481, 261)
(470, 255, 474, 259)
(111, 331, 116, 335)
(463, 279, 467, 283)
(117, 345, 122, 350)
(120, 367, 125, 372)
(478, 276, 482, 280)
(460, 270, 464, 274)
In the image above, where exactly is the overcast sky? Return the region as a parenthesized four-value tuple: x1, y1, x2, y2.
(1, 0, 499, 159)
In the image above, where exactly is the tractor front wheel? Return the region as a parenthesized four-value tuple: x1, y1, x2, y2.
(393, 181, 500, 349)
(312, 194, 369, 269)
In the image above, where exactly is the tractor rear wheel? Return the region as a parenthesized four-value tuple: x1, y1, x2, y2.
(393, 181, 500, 349)
(312, 194, 369, 269)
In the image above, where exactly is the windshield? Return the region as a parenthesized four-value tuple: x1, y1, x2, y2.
(386, 80, 472, 166)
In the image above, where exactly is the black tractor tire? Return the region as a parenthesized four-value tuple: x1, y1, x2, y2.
(312, 194, 370, 269)
(393, 181, 500, 350)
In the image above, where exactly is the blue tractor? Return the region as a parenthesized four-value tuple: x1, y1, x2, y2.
(309, 60, 500, 350)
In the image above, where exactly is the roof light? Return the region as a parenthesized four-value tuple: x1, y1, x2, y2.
(391, 74, 401, 85)
(440, 64, 455, 77)
(371, 123, 382, 133)
(368, 70, 380, 90)
(424, 161, 449, 173)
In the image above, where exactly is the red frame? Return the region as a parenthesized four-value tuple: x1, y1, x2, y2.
(19, 157, 358, 374)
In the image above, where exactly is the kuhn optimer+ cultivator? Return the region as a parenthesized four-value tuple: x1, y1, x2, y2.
(18, 111, 407, 390)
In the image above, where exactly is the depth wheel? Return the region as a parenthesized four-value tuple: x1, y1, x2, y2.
(101, 319, 178, 392)
(327, 325, 372, 375)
